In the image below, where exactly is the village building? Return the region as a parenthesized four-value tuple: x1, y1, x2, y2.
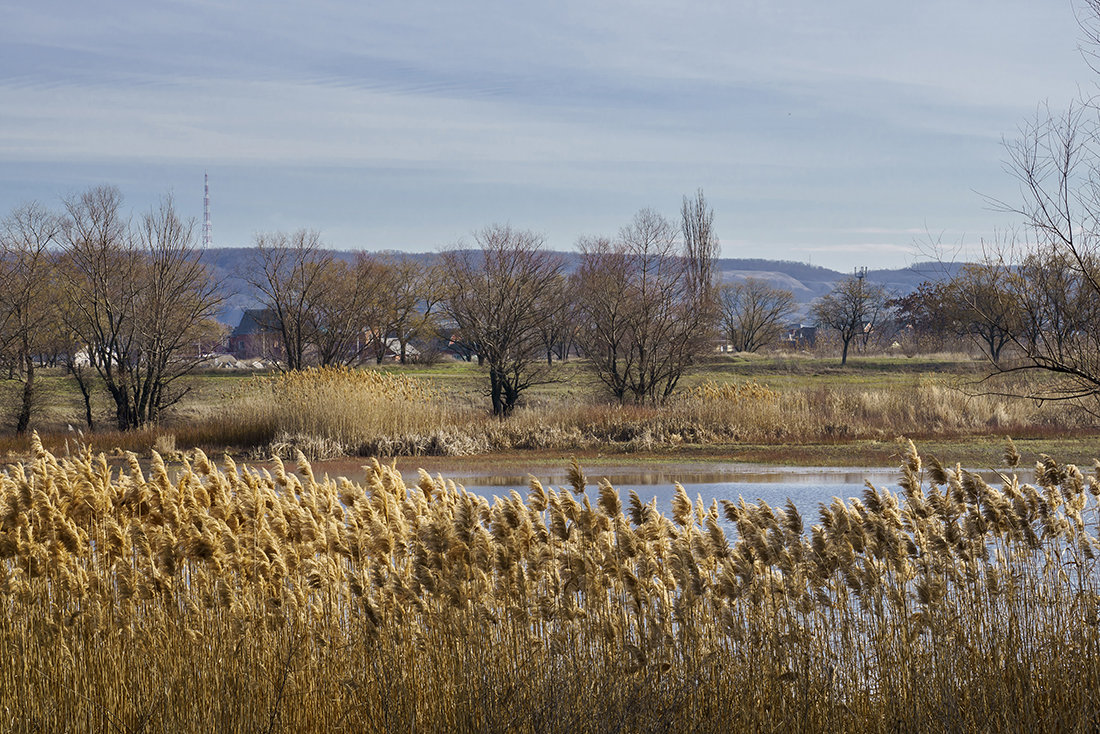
(228, 309, 283, 360)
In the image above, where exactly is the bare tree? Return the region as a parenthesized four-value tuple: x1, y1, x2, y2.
(61, 187, 221, 429)
(382, 256, 445, 364)
(942, 262, 1020, 363)
(717, 278, 796, 353)
(574, 199, 719, 405)
(441, 226, 563, 416)
(572, 236, 634, 401)
(887, 280, 957, 353)
(0, 203, 63, 432)
(308, 255, 380, 367)
(811, 273, 888, 366)
(247, 230, 330, 370)
(535, 271, 577, 365)
(961, 103, 1100, 402)
(681, 189, 721, 314)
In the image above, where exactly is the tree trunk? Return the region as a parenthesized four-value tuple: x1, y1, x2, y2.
(15, 353, 33, 434)
(71, 366, 95, 430)
(489, 369, 504, 417)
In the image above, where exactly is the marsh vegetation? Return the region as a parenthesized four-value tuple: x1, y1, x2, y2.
(4, 437, 1100, 730)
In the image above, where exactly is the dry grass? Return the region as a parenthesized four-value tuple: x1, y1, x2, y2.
(458, 378, 1084, 454)
(4, 436, 1100, 730)
(0, 369, 1086, 464)
(193, 367, 1092, 460)
(215, 366, 463, 458)
(2, 361, 1089, 462)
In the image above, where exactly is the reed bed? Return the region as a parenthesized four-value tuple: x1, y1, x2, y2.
(671, 378, 1063, 442)
(220, 366, 462, 458)
(197, 369, 1085, 460)
(457, 379, 1080, 454)
(3, 436, 1100, 731)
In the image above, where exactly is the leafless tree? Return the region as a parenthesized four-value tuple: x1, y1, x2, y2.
(381, 255, 446, 364)
(717, 278, 796, 353)
(308, 255, 379, 367)
(574, 199, 720, 404)
(811, 273, 888, 365)
(943, 262, 1021, 363)
(61, 187, 222, 429)
(349, 255, 441, 365)
(247, 230, 330, 370)
(682, 189, 721, 314)
(958, 102, 1100, 403)
(534, 271, 577, 365)
(441, 226, 564, 416)
(0, 203, 63, 432)
(572, 237, 634, 401)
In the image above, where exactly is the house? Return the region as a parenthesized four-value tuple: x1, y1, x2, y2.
(382, 338, 420, 361)
(783, 324, 817, 348)
(228, 309, 283, 359)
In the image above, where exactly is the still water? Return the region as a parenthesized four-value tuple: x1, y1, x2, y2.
(404, 464, 1034, 525)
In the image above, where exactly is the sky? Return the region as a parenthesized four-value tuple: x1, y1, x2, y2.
(0, 0, 1091, 270)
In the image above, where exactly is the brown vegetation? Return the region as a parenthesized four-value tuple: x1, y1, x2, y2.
(3, 437, 1100, 730)
(201, 368, 1091, 461)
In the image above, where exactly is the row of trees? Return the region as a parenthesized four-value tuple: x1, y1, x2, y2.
(14, 171, 1100, 428)
(247, 233, 444, 370)
(441, 193, 720, 415)
(0, 186, 223, 432)
(0, 182, 1012, 430)
(247, 191, 724, 417)
(0, 187, 733, 429)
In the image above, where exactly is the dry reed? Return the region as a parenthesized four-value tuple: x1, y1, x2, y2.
(222, 366, 460, 458)
(3, 435, 1100, 730)
(185, 368, 1097, 459)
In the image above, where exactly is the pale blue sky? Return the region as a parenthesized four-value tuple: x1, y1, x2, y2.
(0, 0, 1089, 269)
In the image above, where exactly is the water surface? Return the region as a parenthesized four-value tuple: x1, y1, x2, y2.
(406, 463, 1034, 525)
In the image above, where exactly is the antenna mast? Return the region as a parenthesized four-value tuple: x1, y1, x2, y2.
(202, 172, 212, 247)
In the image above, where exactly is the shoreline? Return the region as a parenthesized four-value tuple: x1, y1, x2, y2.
(302, 433, 1100, 480)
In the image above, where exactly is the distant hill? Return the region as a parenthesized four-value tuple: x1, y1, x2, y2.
(203, 247, 964, 328)
(714, 259, 964, 320)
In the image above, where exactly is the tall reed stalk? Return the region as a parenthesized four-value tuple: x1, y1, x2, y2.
(5, 435, 1099, 730)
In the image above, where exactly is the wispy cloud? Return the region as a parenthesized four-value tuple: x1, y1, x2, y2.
(0, 0, 1088, 268)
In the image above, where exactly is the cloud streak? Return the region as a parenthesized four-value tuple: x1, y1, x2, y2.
(0, 0, 1089, 267)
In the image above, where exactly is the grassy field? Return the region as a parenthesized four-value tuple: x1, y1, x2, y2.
(0, 352, 1095, 465)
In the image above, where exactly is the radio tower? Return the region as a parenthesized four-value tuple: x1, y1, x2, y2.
(202, 172, 212, 247)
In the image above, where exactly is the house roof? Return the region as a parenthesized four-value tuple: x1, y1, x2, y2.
(230, 309, 277, 337)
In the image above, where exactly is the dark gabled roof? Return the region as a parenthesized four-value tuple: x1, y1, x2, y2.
(230, 309, 278, 337)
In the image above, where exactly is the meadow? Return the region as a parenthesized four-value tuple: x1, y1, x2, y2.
(4, 436, 1100, 731)
(0, 352, 1094, 467)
